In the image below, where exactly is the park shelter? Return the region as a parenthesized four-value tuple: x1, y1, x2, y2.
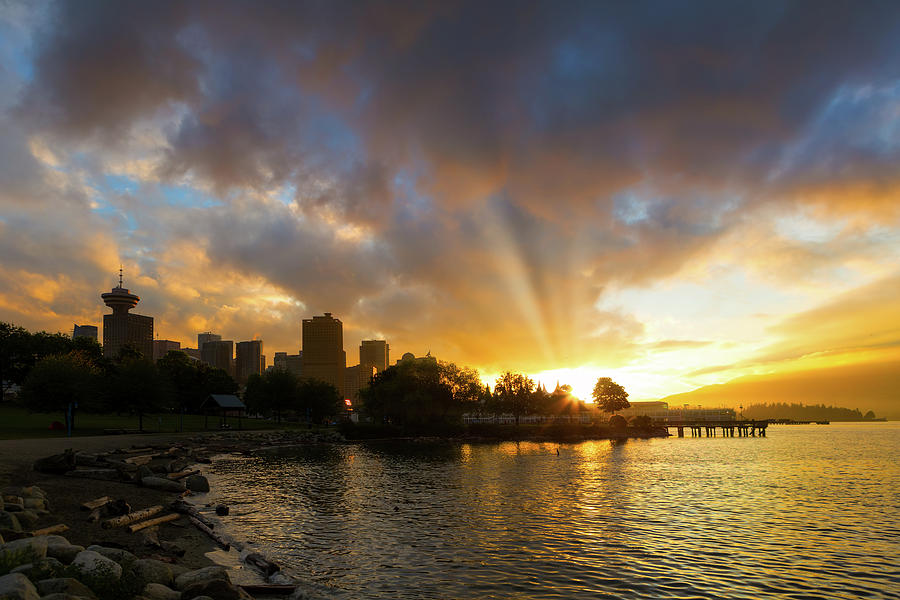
(200, 394, 246, 429)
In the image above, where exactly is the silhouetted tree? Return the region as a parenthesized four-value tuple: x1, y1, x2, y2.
(109, 357, 168, 432)
(592, 377, 629, 416)
(1, 322, 82, 400)
(359, 358, 482, 427)
(493, 371, 535, 425)
(298, 378, 343, 424)
(20, 351, 99, 432)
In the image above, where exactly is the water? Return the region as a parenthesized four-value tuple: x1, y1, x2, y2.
(205, 422, 900, 599)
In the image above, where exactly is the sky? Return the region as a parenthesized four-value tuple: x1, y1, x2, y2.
(1, 0, 899, 403)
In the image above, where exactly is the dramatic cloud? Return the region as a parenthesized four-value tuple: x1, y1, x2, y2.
(2, 0, 900, 401)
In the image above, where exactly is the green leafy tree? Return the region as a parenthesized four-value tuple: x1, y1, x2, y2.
(592, 377, 630, 416)
(20, 351, 98, 432)
(493, 371, 535, 425)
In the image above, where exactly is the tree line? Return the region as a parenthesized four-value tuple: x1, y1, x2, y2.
(742, 402, 878, 422)
(355, 356, 631, 428)
(2, 322, 237, 432)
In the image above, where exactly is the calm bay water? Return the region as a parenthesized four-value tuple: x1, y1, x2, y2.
(206, 422, 900, 599)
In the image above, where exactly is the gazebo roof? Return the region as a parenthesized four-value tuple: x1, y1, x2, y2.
(204, 394, 246, 409)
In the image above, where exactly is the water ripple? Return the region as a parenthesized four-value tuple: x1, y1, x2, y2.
(206, 423, 900, 599)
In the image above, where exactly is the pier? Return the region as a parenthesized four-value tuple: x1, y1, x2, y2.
(664, 420, 769, 438)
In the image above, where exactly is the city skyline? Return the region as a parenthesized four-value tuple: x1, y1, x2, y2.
(1, 2, 899, 408)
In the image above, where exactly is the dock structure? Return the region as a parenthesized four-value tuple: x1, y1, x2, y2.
(664, 420, 769, 438)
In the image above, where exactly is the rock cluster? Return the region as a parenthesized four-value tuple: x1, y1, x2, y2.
(1, 532, 252, 600)
(2, 487, 50, 535)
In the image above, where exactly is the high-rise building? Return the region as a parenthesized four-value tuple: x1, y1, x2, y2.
(101, 270, 153, 359)
(153, 339, 181, 361)
(73, 324, 98, 341)
(201, 340, 234, 374)
(345, 364, 376, 405)
(360, 340, 389, 374)
(235, 340, 264, 384)
(273, 352, 303, 376)
(198, 332, 221, 353)
(301, 313, 346, 398)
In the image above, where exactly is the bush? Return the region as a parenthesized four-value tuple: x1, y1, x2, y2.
(608, 415, 627, 429)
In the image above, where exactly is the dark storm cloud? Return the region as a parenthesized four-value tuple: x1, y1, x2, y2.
(10, 0, 900, 370)
(23, 0, 900, 212)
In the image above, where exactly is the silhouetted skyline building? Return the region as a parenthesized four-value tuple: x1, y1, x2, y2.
(73, 324, 98, 341)
(101, 271, 153, 359)
(153, 339, 181, 361)
(345, 364, 375, 406)
(236, 339, 264, 384)
(198, 332, 221, 353)
(273, 351, 303, 376)
(201, 339, 233, 374)
(301, 312, 346, 398)
(360, 339, 389, 374)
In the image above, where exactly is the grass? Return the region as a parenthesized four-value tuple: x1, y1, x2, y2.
(0, 404, 307, 440)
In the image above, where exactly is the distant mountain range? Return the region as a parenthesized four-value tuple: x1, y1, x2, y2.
(662, 359, 900, 420)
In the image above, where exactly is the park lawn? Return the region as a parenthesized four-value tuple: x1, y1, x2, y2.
(0, 404, 304, 439)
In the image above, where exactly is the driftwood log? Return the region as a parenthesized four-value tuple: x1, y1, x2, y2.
(81, 496, 111, 511)
(102, 505, 163, 529)
(126, 513, 181, 533)
(189, 516, 230, 550)
(170, 499, 216, 529)
(167, 469, 200, 481)
(32, 524, 69, 536)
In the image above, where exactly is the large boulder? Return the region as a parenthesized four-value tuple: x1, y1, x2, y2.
(70, 550, 123, 583)
(0, 510, 22, 532)
(0, 573, 40, 600)
(33, 451, 76, 475)
(35, 577, 98, 599)
(10, 556, 65, 580)
(1, 535, 49, 566)
(184, 475, 209, 493)
(84, 545, 136, 567)
(142, 582, 180, 600)
(131, 558, 175, 587)
(179, 578, 251, 600)
(173, 566, 228, 591)
(139, 477, 186, 493)
(46, 538, 85, 564)
(11, 511, 38, 529)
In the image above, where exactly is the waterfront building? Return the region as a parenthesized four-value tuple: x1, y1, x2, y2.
(301, 313, 346, 398)
(152, 339, 181, 361)
(360, 340, 389, 374)
(101, 271, 153, 359)
(345, 364, 376, 405)
(73, 324, 98, 341)
(201, 339, 234, 374)
(273, 351, 303, 376)
(614, 402, 736, 423)
(236, 340, 264, 384)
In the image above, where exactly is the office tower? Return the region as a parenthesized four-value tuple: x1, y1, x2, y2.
(360, 340, 389, 374)
(301, 313, 346, 398)
(101, 269, 153, 359)
(201, 340, 234, 374)
(273, 352, 303, 376)
(153, 339, 181, 361)
(345, 364, 376, 405)
(236, 340, 264, 384)
(198, 332, 221, 353)
(72, 324, 98, 341)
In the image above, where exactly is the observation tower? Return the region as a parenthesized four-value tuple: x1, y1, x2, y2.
(101, 267, 154, 358)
